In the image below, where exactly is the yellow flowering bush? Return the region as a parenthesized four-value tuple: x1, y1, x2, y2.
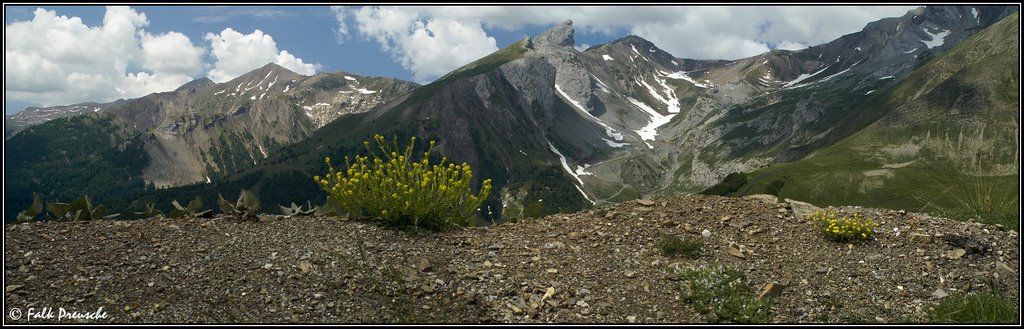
(314, 134, 492, 231)
(810, 209, 879, 243)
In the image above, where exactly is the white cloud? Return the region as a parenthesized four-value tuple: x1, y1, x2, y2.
(775, 40, 810, 51)
(334, 6, 916, 77)
(141, 31, 206, 76)
(4, 6, 206, 107)
(204, 28, 318, 83)
(336, 6, 499, 83)
(574, 43, 591, 52)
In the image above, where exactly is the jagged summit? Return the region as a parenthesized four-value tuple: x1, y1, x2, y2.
(534, 19, 575, 48)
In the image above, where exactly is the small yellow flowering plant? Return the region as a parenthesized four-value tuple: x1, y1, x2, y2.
(315, 134, 492, 231)
(810, 209, 879, 243)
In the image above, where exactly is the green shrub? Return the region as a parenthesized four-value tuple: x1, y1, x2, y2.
(134, 203, 165, 219)
(659, 234, 702, 259)
(218, 189, 260, 220)
(169, 196, 213, 219)
(279, 201, 319, 217)
(16, 192, 44, 223)
(701, 172, 748, 196)
(45, 195, 119, 221)
(676, 263, 771, 323)
(810, 209, 878, 243)
(314, 134, 492, 231)
(929, 291, 1017, 324)
(764, 179, 785, 196)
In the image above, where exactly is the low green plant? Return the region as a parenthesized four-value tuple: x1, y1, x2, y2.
(169, 196, 213, 218)
(218, 189, 260, 220)
(45, 195, 119, 221)
(659, 234, 703, 259)
(928, 291, 1017, 324)
(314, 200, 344, 217)
(314, 134, 492, 231)
(701, 172, 748, 196)
(764, 179, 785, 196)
(134, 203, 165, 219)
(810, 209, 879, 243)
(279, 201, 319, 217)
(676, 263, 771, 323)
(15, 192, 44, 223)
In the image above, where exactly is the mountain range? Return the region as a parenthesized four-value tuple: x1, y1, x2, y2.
(4, 5, 1019, 223)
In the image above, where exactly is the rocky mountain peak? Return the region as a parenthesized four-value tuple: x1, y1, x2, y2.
(174, 77, 214, 92)
(534, 19, 575, 49)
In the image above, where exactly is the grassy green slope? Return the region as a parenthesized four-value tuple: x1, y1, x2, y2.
(739, 13, 1020, 228)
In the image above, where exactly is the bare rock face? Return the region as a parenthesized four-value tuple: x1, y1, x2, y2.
(530, 20, 595, 115)
(533, 19, 574, 49)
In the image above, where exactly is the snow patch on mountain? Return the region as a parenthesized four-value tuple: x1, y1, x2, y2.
(602, 138, 629, 148)
(663, 71, 712, 88)
(922, 29, 950, 49)
(602, 54, 614, 61)
(783, 65, 831, 88)
(547, 141, 594, 204)
(627, 97, 676, 148)
(575, 164, 594, 176)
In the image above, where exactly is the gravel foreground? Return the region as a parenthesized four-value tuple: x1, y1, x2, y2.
(3, 194, 1020, 324)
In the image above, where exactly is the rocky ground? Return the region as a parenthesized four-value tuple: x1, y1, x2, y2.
(3, 194, 1020, 324)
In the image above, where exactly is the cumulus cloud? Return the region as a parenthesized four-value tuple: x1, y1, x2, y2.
(4, 6, 205, 107)
(333, 5, 916, 81)
(775, 40, 810, 51)
(335, 6, 498, 83)
(204, 28, 319, 83)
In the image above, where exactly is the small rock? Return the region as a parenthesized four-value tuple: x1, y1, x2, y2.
(785, 198, 822, 220)
(942, 234, 987, 255)
(728, 245, 745, 259)
(758, 282, 788, 299)
(545, 269, 558, 274)
(875, 316, 886, 323)
(815, 267, 828, 275)
(909, 233, 933, 244)
(931, 288, 949, 299)
(576, 300, 589, 308)
(701, 229, 711, 238)
(6, 285, 24, 293)
(264, 263, 273, 270)
(946, 249, 967, 260)
(743, 194, 778, 204)
(416, 258, 432, 272)
(624, 270, 637, 278)
(299, 261, 312, 273)
(543, 242, 566, 249)
(483, 261, 493, 267)
(720, 215, 731, 222)
(637, 200, 655, 206)
(627, 315, 637, 323)
(542, 287, 555, 300)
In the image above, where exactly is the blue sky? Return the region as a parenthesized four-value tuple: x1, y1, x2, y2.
(4, 5, 916, 113)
